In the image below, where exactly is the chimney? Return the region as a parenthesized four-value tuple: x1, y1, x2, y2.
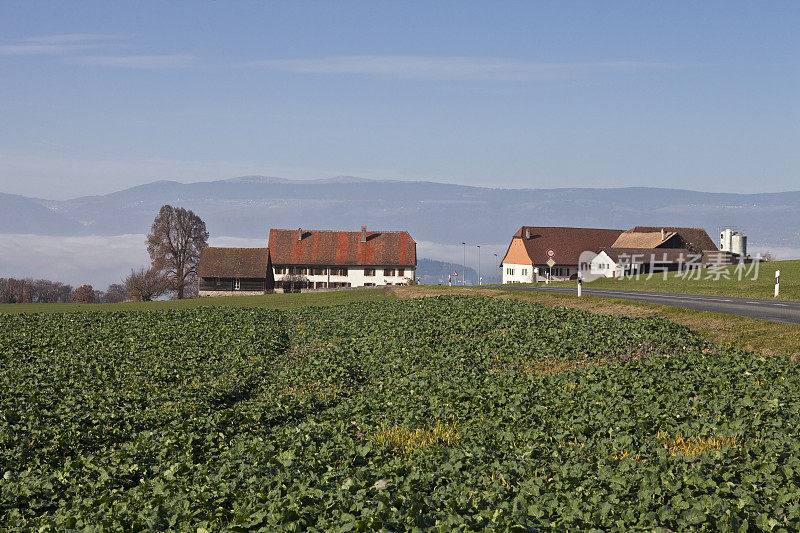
(525, 228, 531, 239)
(360, 225, 367, 243)
(298, 228, 302, 241)
(660, 228, 665, 241)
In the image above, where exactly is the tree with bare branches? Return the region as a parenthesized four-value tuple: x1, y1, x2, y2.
(124, 267, 168, 302)
(146, 205, 209, 299)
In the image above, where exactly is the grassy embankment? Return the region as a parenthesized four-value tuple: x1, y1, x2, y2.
(557, 259, 800, 301)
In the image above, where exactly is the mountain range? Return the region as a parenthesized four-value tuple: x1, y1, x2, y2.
(2, 176, 800, 254)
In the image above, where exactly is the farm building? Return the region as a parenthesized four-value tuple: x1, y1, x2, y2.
(198, 226, 416, 296)
(268, 227, 416, 291)
(589, 248, 698, 278)
(500, 226, 624, 283)
(198, 247, 274, 296)
(500, 225, 719, 283)
(615, 226, 718, 254)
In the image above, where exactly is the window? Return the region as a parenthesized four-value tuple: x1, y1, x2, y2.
(522, 268, 528, 276)
(312, 268, 325, 276)
(506, 267, 514, 275)
(364, 282, 375, 287)
(397, 268, 405, 276)
(234, 279, 241, 290)
(364, 268, 375, 276)
(384, 269, 395, 276)
(330, 268, 348, 276)
(215, 277, 220, 286)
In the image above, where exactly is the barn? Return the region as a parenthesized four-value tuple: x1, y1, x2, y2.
(198, 247, 274, 296)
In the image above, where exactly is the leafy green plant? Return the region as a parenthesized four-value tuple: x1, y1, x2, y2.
(2, 296, 799, 530)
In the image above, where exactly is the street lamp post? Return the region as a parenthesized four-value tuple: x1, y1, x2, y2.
(477, 245, 481, 285)
(461, 242, 466, 285)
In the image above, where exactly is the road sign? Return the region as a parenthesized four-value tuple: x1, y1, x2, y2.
(546, 258, 556, 268)
(546, 249, 555, 258)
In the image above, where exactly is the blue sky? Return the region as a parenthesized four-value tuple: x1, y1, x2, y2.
(1, 1, 798, 198)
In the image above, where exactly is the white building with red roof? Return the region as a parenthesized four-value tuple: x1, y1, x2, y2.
(268, 226, 417, 290)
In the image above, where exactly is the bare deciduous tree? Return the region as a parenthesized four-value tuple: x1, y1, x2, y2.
(125, 267, 168, 302)
(102, 283, 128, 303)
(0, 278, 73, 303)
(147, 205, 209, 299)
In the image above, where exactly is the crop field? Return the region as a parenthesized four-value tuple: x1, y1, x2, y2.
(3, 296, 800, 530)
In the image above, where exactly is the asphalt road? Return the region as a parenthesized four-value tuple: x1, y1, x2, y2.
(508, 286, 800, 326)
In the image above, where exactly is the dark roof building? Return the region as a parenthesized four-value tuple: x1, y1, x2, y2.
(198, 247, 274, 295)
(502, 226, 624, 267)
(620, 226, 717, 253)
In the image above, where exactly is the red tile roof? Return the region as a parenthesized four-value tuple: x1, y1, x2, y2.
(624, 227, 717, 253)
(268, 229, 417, 267)
(198, 247, 270, 278)
(504, 226, 624, 266)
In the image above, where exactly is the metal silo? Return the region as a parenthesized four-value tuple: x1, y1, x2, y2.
(731, 233, 747, 257)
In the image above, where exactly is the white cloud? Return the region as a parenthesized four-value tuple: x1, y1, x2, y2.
(0, 43, 101, 55)
(243, 55, 676, 81)
(1, 34, 191, 69)
(71, 54, 195, 68)
(22, 33, 131, 44)
(0, 33, 126, 55)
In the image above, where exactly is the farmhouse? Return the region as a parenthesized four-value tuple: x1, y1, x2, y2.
(198, 247, 274, 296)
(500, 226, 623, 283)
(269, 227, 416, 290)
(198, 226, 416, 296)
(588, 227, 718, 278)
(500, 225, 719, 283)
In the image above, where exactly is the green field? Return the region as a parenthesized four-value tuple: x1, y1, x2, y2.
(0, 287, 393, 314)
(3, 296, 800, 530)
(569, 259, 800, 301)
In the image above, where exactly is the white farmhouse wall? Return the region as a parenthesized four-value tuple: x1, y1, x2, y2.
(589, 252, 618, 278)
(274, 267, 415, 288)
(502, 263, 535, 284)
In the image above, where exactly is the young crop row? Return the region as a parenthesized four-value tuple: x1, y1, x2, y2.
(2, 296, 800, 530)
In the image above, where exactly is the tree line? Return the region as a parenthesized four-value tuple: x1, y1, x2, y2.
(1, 204, 208, 305)
(0, 278, 127, 304)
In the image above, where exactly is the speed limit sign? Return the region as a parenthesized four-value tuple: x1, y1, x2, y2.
(547, 249, 555, 258)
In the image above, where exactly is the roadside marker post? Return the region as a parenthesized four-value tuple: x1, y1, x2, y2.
(577, 273, 582, 297)
(775, 270, 781, 298)
(546, 256, 556, 285)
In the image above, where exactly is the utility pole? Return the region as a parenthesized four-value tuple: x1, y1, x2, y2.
(462, 242, 466, 286)
(477, 245, 481, 285)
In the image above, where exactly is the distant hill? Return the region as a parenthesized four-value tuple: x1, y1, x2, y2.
(3, 177, 799, 256)
(417, 258, 500, 285)
(0, 193, 84, 235)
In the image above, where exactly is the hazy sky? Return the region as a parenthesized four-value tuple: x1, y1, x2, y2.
(1, 1, 798, 199)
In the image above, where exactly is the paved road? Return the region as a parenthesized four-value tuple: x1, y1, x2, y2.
(508, 286, 800, 325)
